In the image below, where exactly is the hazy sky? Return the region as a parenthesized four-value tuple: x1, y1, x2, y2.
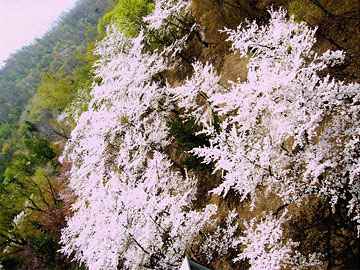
(0, 0, 78, 67)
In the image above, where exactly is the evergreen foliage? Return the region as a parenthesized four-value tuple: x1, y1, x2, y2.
(98, 0, 154, 37)
(167, 116, 212, 171)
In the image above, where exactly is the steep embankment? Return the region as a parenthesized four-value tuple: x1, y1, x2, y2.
(59, 1, 360, 270)
(1, 0, 359, 269)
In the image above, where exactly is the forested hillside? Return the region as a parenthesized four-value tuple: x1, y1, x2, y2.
(0, 0, 112, 268)
(0, 0, 359, 269)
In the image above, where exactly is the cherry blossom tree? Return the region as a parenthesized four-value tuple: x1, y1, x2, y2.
(60, 25, 216, 270)
(143, 0, 207, 58)
(233, 210, 323, 270)
(170, 7, 360, 267)
(143, 0, 190, 34)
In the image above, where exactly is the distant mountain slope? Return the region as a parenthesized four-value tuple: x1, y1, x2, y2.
(0, 0, 111, 124)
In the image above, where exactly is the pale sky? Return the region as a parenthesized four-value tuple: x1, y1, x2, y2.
(0, 0, 78, 67)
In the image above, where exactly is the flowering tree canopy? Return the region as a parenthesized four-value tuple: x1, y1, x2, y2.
(59, 4, 359, 270)
(174, 7, 359, 230)
(60, 26, 216, 270)
(169, 7, 359, 268)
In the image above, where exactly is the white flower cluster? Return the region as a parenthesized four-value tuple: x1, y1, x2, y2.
(59, 4, 360, 270)
(173, 8, 360, 231)
(170, 8, 359, 267)
(234, 211, 323, 270)
(144, 0, 190, 34)
(60, 25, 216, 270)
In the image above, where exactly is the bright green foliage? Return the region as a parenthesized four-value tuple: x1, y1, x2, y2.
(61, 50, 97, 125)
(3, 154, 34, 184)
(98, 0, 154, 37)
(31, 73, 76, 118)
(23, 138, 56, 166)
(0, 120, 40, 183)
(0, 124, 19, 148)
(0, 156, 79, 268)
(25, 40, 98, 129)
(22, 121, 39, 134)
(0, 161, 59, 267)
(0, 124, 24, 183)
(3, 138, 56, 184)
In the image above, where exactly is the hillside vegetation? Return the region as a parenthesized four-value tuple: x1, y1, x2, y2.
(0, 0, 359, 269)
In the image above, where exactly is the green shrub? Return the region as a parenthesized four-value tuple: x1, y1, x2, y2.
(97, 0, 154, 37)
(167, 116, 212, 171)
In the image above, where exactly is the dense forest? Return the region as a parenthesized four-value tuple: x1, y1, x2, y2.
(0, 0, 359, 269)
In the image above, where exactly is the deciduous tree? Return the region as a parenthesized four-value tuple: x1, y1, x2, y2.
(170, 8, 360, 267)
(60, 26, 216, 270)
